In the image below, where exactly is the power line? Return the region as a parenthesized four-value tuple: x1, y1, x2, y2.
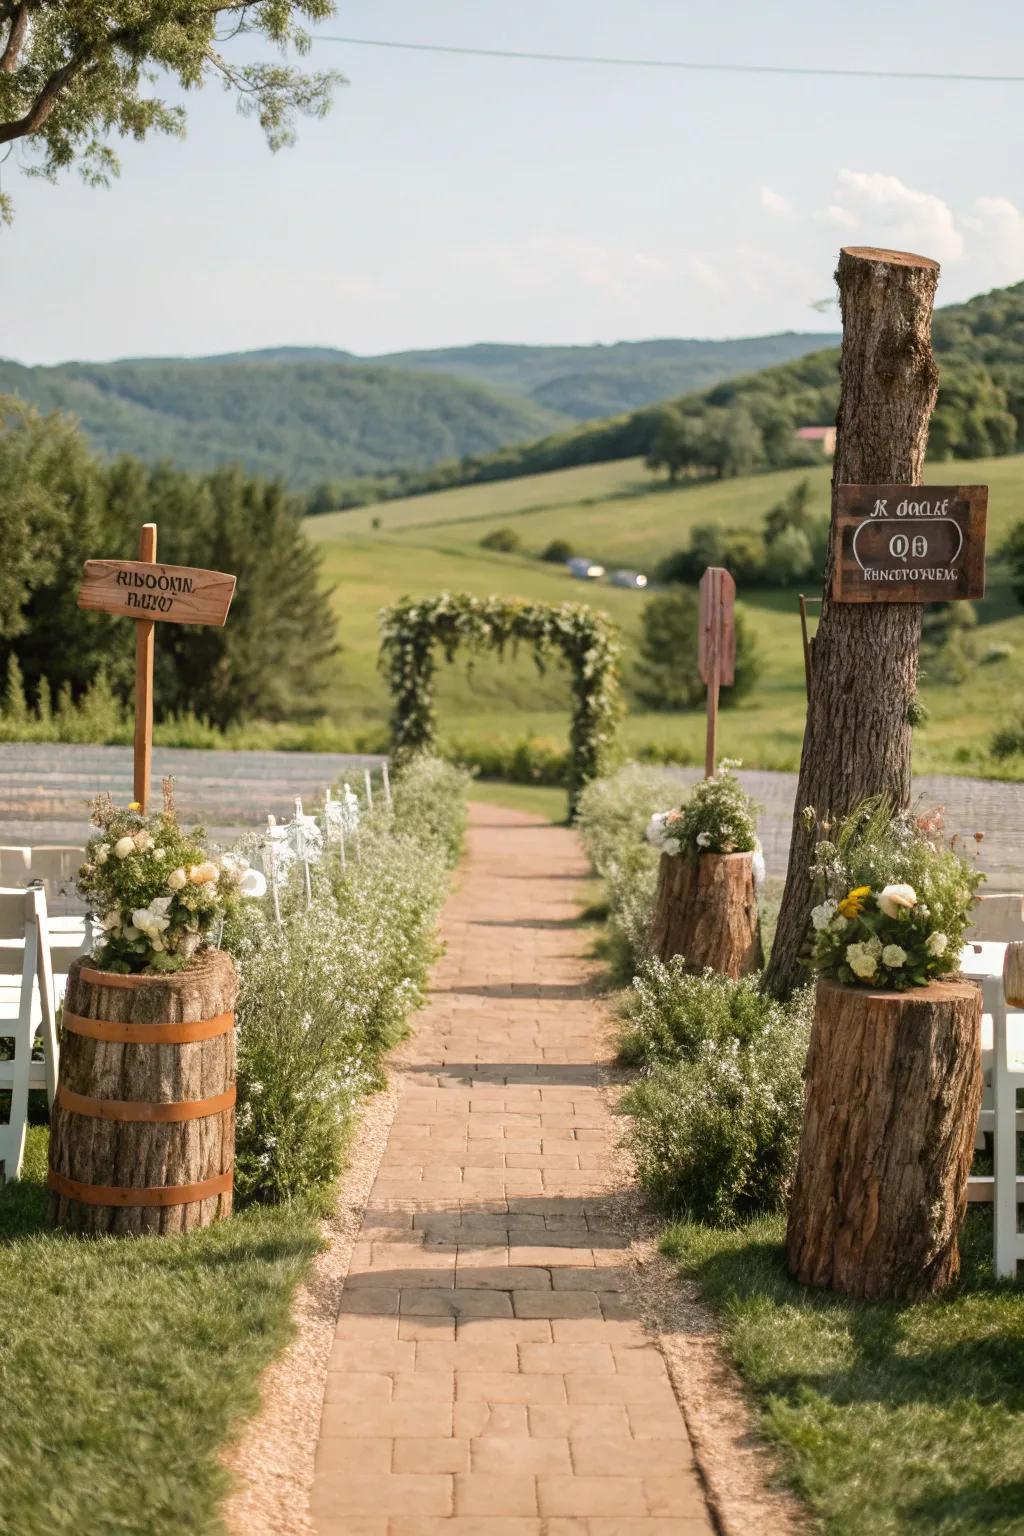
(314, 35, 1024, 84)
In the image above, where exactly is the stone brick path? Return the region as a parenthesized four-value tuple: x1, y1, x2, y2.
(309, 803, 714, 1535)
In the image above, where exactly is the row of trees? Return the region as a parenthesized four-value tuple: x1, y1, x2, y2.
(0, 401, 337, 728)
(656, 479, 830, 589)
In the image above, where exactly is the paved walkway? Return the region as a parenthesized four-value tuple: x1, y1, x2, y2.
(309, 803, 714, 1535)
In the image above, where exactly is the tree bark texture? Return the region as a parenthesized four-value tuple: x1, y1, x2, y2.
(649, 851, 762, 978)
(49, 949, 237, 1236)
(1005, 942, 1024, 1006)
(763, 247, 941, 1000)
(786, 977, 982, 1300)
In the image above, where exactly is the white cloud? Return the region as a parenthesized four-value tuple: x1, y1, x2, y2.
(964, 196, 1024, 284)
(690, 257, 727, 295)
(760, 185, 792, 216)
(827, 170, 964, 261)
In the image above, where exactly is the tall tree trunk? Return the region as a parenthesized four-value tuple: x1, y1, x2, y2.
(762, 247, 940, 999)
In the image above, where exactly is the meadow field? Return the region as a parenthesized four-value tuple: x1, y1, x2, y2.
(306, 454, 1024, 777)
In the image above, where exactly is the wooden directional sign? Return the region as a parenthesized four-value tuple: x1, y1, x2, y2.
(698, 567, 736, 778)
(78, 560, 236, 626)
(833, 484, 987, 603)
(77, 525, 237, 812)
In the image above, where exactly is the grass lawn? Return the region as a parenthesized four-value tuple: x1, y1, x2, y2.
(661, 1211, 1024, 1536)
(305, 454, 1024, 779)
(0, 1128, 323, 1536)
(466, 779, 569, 821)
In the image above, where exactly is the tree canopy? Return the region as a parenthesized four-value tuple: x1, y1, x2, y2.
(0, 1, 343, 220)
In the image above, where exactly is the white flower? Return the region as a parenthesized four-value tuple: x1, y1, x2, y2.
(99, 909, 122, 932)
(846, 941, 879, 980)
(696, 831, 712, 848)
(122, 924, 141, 941)
(239, 868, 267, 899)
(645, 812, 669, 847)
(219, 851, 250, 879)
(662, 837, 681, 856)
(113, 836, 135, 860)
(878, 883, 917, 918)
(133, 830, 154, 852)
(167, 867, 187, 891)
(132, 905, 171, 939)
(881, 944, 907, 968)
(926, 931, 949, 957)
(150, 896, 173, 917)
(189, 861, 219, 885)
(95, 843, 110, 865)
(811, 900, 837, 932)
(153, 848, 166, 862)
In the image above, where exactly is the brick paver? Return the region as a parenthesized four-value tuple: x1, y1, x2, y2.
(309, 803, 714, 1535)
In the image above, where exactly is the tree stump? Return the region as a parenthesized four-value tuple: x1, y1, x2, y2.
(48, 949, 237, 1236)
(786, 976, 982, 1300)
(649, 851, 762, 978)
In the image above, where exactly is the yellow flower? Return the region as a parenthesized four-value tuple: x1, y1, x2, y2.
(128, 801, 141, 811)
(838, 884, 872, 919)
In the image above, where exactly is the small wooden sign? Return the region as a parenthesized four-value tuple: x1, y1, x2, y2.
(833, 484, 987, 603)
(698, 567, 736, 686)
(698, 567, 736, 778)
(78, 559, 236, 627)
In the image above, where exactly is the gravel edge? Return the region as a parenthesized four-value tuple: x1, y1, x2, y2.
(219, 1073, 400, 1536)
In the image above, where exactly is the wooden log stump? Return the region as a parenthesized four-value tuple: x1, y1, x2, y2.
(786, 976, 982, 1301)
(649, 851, 762, 978)
(48, 949, 237, 1236)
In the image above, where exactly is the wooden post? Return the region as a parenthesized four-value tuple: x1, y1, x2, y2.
(133, 523, 157, 811)
(649, 850, 762, 977)
(698, 567, 735, 779)
(763, 248, 941, 999)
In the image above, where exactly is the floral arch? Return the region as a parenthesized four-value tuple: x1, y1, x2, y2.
(379, 594, 622, 813)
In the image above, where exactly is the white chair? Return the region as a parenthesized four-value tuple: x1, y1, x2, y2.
(0, 847, 30, 883)
(968, 894, 1024, 943)
(0, 887, 60, 1181)
(28, 845, 91, 939)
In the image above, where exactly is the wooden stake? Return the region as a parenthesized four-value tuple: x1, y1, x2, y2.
(704, 648, 720, 780)
(698, 567, 735, 780)
(133, 523, 157, 811)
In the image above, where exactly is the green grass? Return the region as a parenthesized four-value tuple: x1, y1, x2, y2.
(467, 780, 569, 821)
(0, 1129, 323, 1536)
(305, 453, 1024, 778)
(660, 1211, 1024, 1536)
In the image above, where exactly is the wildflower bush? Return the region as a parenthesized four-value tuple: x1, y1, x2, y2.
(577, 763, 684, 977)
(76, 790, 265, 973)
(645, 759, 759, 859)
(227, 755, 458, 1202)
(618, 959, 812, 1224)
(379, 593, 622, 813)
(807, 799, 983, 990)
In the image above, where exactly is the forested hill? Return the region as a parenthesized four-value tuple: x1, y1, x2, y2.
(0, 357, 567, 486)
(0, 331, 835, 487)
(350, 279, 1024, 504)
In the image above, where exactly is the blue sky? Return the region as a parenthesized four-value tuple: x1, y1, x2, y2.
(4, 1, 1024, 363)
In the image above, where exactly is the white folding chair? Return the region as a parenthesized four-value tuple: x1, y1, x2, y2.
(0, 847, 30, 884)
(968, 894, 1024, 943)
(29, 845, 91, 939)
(0, 887, 60, 1181)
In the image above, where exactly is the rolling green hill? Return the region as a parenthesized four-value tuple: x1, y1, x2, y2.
(307, 452, 1024, 781)
(0, 332, 835, 488)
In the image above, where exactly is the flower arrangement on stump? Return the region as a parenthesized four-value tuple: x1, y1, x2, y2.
(646, 760, 762, 866)
(76, 787, 266, 974)
(806, 798, 983, 991)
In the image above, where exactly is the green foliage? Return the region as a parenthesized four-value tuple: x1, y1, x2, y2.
(1001, 518, 1024, 606)
(379, 594, 622, 813)
(229, 756, 456, 1202)
(633, 590, 761, 710)
(0, 2, 343, 222)
(542, 538, 574, 563)
(479, 527, 522, 553)
(0, 403, 338, 728)
(656, 476, 829, 590)
(648, 759, 759, 858)
(921, 602, 978, 684)
(991, 719, 1024, 758)
(808, 799, 983, 990)
(619, 961, 812, 1223)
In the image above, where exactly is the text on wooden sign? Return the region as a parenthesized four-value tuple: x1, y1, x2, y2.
(78, 559, 237, 626)
(832, 484, 987, 603)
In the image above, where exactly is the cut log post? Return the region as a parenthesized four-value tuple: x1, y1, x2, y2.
(48, 949, 237, 1236)
(786, 976, 982, 1301)
(1005, 942, 1024, 1007)
(649, 851, 762, 978)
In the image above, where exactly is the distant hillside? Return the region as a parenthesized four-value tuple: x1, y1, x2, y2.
(0, 357, 568, 485)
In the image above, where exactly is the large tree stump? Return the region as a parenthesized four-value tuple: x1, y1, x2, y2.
(48, 949, 237, 1236)
(649, 851, 762, 978)
(787, 976, 982, 1300)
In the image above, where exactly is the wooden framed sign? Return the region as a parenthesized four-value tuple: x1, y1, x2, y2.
(833, 484, 987, 603)
(698, 566, 736, 778)
(78, 559, 236, 626)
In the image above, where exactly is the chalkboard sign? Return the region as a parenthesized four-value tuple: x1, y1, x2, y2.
(833, 485, 987, 603)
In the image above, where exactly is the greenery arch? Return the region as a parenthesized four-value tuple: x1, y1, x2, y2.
(379, 594, 622, 812)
